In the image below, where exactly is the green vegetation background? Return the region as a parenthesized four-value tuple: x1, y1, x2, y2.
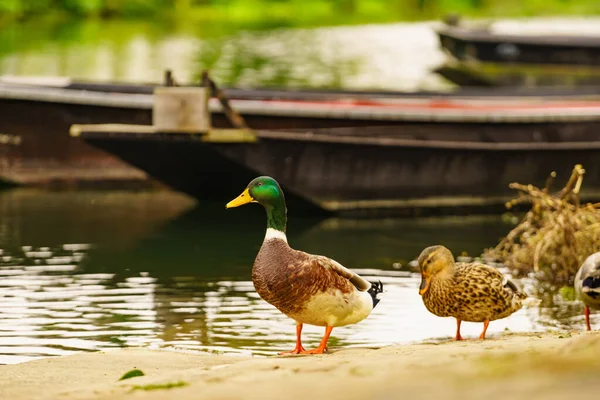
(1, 0, 600, 28)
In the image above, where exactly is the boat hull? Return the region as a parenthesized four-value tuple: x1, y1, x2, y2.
(436, 27, 600, 87)
(78, 126, 600, 216)
(3, 79, 600, 188)
(0, 95, 397, 187)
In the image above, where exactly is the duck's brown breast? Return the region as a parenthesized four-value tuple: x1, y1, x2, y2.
(252, 239, 353, 317)
(422, 279, 454, 318)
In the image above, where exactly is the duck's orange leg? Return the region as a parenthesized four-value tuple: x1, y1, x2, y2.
(479, 319, 490, 340)
(455, 319, 463, 341)
(278, 323, 306, 355)
(300, 326, 333, 355)
(585, 306, 591, 331)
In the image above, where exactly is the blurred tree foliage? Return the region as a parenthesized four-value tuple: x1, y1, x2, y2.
(0, 0, 599, 26)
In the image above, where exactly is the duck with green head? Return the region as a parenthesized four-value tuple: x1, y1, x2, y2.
(227, 176, 383, 355)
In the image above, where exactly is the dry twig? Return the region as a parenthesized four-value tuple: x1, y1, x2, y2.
(484, 165, 600, 283)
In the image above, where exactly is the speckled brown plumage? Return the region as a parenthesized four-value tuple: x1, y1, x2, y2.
(422, 262, 526, 322)
(418, 245, 526, 339)
(252, 239, 356, 318)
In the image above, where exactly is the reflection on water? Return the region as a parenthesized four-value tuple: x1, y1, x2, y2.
(3, 17, 600, 91)
(0, 190, 593, 364)
(195, 23, 448, 90)
(0, 19, 448, 91)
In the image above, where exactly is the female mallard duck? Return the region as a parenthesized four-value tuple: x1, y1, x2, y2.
(226, 176, 383, 355)
(417, 245, 526, 340)
(575, 252, 600, 331)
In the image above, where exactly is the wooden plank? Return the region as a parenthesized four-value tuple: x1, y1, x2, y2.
(153, 87, 210, 133)
(70, 123, 257, 143)
(71, 123, 600, 150)
(202, 129, 257, 143)
(0, 85, 153, 109)
(256, 129, 600, 151)
(70, 124, 156, 137)
(322, 195, 514, 212)
(0, 133, 21, 145)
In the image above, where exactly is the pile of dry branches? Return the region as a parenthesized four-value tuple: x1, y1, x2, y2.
(485, 165, 600, 283)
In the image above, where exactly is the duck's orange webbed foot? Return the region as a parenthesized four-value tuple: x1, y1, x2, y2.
(299, 326, 333, 355)
(279, 345, 306, 355)
(278, 323, 305, 355)
(299, 345, 327, 355)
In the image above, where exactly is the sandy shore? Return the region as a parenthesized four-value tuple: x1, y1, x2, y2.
(2, 331, 599, 400)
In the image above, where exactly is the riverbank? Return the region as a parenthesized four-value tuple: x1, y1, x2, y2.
(2, 330, 598, 400)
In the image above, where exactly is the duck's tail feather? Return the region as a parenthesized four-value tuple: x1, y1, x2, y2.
(582, 276, 600, 299)
(368, 280, 383, 308)
(503, 277, 527, 300)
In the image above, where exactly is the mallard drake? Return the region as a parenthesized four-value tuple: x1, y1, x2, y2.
(417, 245, 526, 340)
(575, 252, 600, 331)
(226, 176, 383, 355)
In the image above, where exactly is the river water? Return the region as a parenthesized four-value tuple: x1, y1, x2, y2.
(0, 190, 589, 364)
(2, 17, 600, 91)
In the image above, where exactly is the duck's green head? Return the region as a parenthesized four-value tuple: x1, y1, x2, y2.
(226, 176, 287, 233)
(226, 176, 285, 209)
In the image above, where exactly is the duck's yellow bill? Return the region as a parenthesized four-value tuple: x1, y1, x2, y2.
(226, 188, 255, 208)
(419, 276, 430, 296)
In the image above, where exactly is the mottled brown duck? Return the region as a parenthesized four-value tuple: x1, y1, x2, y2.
(226, 176, 383, 355)
(575, 252, 600, 331)
(417, 245, 526, 340)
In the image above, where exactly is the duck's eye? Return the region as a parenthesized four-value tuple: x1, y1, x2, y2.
(257, 182, 263, 187)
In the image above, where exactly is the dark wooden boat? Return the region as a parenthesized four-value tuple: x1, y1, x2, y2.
(435, 25, 600, 87)
(3, 76, 600, 189)
(74, 115, 600, 216)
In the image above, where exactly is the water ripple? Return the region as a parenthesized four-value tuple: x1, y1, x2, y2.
(0, 242, 593, 364)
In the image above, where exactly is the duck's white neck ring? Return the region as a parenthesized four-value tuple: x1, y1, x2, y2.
(265, 228, 288, 243)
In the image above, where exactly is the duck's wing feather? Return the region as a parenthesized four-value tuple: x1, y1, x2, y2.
(311, 255, 371, 292)
(458, 262, 527, 299)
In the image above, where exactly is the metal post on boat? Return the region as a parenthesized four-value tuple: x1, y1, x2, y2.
(200, 70, 249, 129)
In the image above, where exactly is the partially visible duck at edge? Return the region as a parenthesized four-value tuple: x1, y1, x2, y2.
(226, 176, 383, 355)
(575, 252, 600, 331)
(417, 245, 526, 340)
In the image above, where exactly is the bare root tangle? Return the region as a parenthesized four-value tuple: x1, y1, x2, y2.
(484, 165, 600, 284)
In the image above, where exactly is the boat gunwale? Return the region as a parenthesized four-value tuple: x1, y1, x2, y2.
(4, 84, 600, 123)
(8, 75, 600, 98)
(256, 130, 600, 151)
(75, 125, 600, 152)
(437, 27, 600, 48)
